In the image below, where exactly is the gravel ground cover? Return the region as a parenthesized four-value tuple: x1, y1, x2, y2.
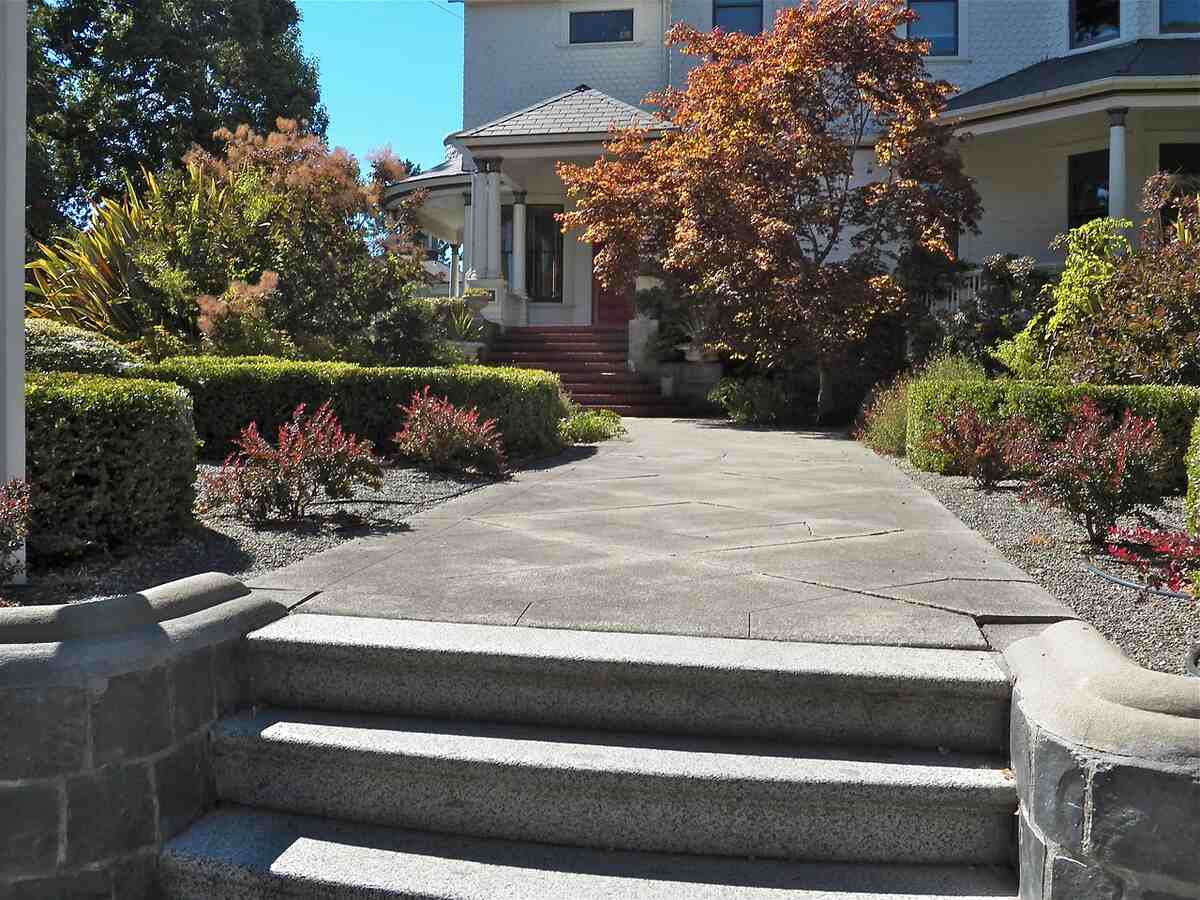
(898, 460, 1198, 675)
(6, 466, 494, 607)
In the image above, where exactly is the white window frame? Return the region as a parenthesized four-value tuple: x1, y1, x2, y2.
(560, 1, 641, 48)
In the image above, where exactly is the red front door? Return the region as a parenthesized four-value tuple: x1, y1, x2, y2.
(591, 245, 633, 326)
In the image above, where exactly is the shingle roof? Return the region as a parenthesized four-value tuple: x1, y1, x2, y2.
(454, 85, 667, 140)
(947, 39, 1200, 112)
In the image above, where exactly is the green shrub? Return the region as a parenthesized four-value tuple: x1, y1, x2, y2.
(1186, 418, 1200, 534)
(24, 318, 142, 375)
(559, 408, 625, 444)
(133, 356, 566, 459)
(907, 379, 1200, 487)
(708, 377, 790, 425)
(857, 354, 985, 456)
(26, 373, 197, 556)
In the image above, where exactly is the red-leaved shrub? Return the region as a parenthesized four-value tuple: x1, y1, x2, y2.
(1020, 400, 1168, 542)
(0, 479, 30, 583)
(923, 407, 1038, 490)
(1106, 526, 1200, 594)
(200, 401, 383, 520)
(393, 387, 506, 475)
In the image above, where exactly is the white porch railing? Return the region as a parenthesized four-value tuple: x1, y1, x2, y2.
(924, 268, 984, 317)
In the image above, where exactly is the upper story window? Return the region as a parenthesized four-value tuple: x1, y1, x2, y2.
(909, 0, 959, 56)
(569, 9, 634, 44)
(1071, 0, 1120, 48)
(1162, 0, 1200, 32)
(713, 0, 763, 35)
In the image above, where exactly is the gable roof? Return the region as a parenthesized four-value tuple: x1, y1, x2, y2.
(947, 39, 1200, 112)
(452, 85, 667, 142)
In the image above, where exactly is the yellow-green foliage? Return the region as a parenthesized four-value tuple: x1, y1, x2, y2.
(1187, 418, 1200, 533)
(133, 356, 568, 458)
(26, 373, 197, 556)
(559, 408, 625, 444)
(907, 379, 1200, 487)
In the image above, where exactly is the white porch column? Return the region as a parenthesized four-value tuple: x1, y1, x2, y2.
(461, 192, 474, 277)
(479, 157, 503, 281)
(449, 243, 460, 296)
(1, 2, 26, 582)
(511, 192, 527, 297)
(1107, 107, 1129, 221)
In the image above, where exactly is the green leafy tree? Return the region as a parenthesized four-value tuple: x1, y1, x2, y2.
(26, 0, 327, 249)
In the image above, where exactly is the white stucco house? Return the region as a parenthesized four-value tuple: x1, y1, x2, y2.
(389, 0, 1199, 332)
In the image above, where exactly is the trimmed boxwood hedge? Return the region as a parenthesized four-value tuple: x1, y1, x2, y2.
(1186, 418, 1200, 533)
(133, 356, 567, 458)
(26, 373, 197, 556)
(906, 379, 1200, 488)
(25, 318, 142, 375)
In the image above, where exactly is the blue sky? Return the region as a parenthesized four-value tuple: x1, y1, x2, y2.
(297, 0, 464, 173)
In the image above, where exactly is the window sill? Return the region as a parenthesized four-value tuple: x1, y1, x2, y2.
(555, 40, 643, 49)
(925, 55, 972, 63)
(1064, 37, 1123, 56)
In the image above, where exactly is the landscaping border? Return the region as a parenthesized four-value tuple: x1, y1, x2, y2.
(1005, 621, 1200, 899)
(133, 356, 567, 459)
(0, 573, 290, 898)
(906, 379, 1200, 486)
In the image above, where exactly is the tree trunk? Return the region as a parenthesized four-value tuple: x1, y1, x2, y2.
(816, 361, 835, 424)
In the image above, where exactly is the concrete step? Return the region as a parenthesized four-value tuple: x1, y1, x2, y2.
(493, 351, 628, 362)
(494, 337, 629, 349)
(508, 326, 628, 336)
(243, 616, 1011, 752)
(210, 709, 1015, 864)
(562, 380, 660, 394)
(161, 806, 1019, 899)
(568, 393, 675, 406)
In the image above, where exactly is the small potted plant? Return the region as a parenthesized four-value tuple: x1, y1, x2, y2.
(445, 303, 485, 361)
(677, 308, 719, 363)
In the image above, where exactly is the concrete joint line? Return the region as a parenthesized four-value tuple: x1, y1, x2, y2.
(697, 528, 904, 555)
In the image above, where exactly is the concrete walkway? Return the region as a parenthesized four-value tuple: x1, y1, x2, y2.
(251, 419, 1073, 650)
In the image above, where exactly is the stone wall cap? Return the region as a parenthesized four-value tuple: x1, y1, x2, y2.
(1005, 620, 1200, 766)
(0, 573, 251, 644)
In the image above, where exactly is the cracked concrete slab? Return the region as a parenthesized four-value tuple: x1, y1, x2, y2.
(282, 419, 1072, 646)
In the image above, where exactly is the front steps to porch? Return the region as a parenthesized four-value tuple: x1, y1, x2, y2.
(489, 326, 685, 417)
(159, 616, 1019, 899)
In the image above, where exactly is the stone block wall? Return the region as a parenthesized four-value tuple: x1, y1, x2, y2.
(1006, 622, 1200, 900)
(0, 574, 290, 899)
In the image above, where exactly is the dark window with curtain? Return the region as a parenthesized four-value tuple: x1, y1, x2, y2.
(713, 0, 763, 34)
(1071, 0, 1120, 47)
(909, 0, 958, 55)
(569, 9, 634, 43)
(1162, 0, 1200, 31)
(1068, 149, 1110, 228)
(501, 206, 514, 284)
(526, 206, 564, 302)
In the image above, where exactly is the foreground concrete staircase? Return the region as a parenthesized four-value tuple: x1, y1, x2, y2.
(160, 615, 1019, 898)
(489, 326, 685, 417)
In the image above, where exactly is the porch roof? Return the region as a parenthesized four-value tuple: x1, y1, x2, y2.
(946, 39, 1200, 113)
(450, 85, 668, 146)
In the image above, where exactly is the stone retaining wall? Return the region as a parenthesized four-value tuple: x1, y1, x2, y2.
(1006, 621, 1200, 900)
(0, 574, 290, 898)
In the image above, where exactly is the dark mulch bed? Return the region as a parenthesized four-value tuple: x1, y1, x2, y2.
(897, 459, 1198, 675)
(4, 466, 495, 607)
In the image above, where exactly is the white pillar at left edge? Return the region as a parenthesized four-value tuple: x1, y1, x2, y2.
(1107, 107, 1129, 221)
(1, 1, 27, 582)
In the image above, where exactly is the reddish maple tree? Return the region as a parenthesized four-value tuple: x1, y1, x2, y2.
(558, 0, 981, 417)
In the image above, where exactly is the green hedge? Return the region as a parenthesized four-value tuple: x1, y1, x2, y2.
(25, 318, 142, 375)
(1187, 418, 1200, 533)
(27, 373, 197, 556)
(133, 356, 567, 458)
(906, 379, 1200, 487)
